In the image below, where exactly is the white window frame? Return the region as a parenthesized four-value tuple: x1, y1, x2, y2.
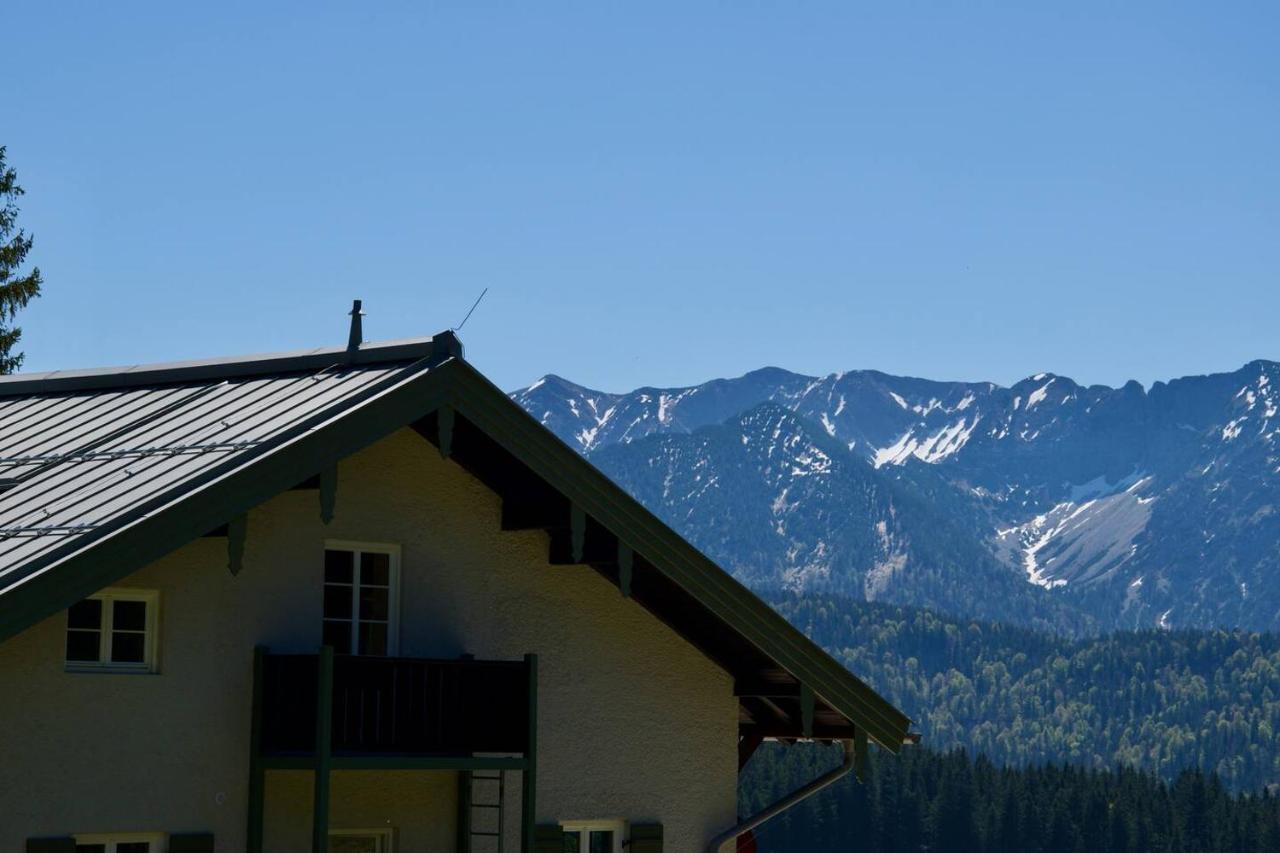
(560, 819, 626, 853)
(329, 827, 396, 852)
(65, 588, 160, 673)
(323, 540, 402, 656)
(73, 832, 166, 852)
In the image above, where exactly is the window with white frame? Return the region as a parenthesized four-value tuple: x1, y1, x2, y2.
(322, 542, 400, 656)
(65, 589, 159, 672)
(560, 820, 625, 853)
(329, 828, 395, 853)
(73, 833, 165, 853)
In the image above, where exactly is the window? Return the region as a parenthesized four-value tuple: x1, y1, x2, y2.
(74, 833, 165, 853)
(329, 828, 394, 853)
(65, 589, 158, 672)
(560, 821, 625, 853)
(323, 542, 400, 656)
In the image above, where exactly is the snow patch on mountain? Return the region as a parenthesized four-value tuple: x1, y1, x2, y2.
(995, 473, 1154, 589)
(873, 415, 982, 468)
(865, 519, 909, 600)
(1025, 378, 1055, 409)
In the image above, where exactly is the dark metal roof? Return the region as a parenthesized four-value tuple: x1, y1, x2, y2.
(0, 335, 459, 597)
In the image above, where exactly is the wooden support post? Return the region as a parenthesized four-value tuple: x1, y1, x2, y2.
(853, 729, 868, 783)
(617, 543, 633, 597)
(311, 645, 334, 853)
(570, 506, 586, 563)
(227, 514, 247, 576)
(456, 770, 472, 853)
(800, 685, 815, 739)
(247, 645, 266, 853)
(522, 653, 538, 853)
(438, 405, 455, 459)
(319, 465, 337, 525)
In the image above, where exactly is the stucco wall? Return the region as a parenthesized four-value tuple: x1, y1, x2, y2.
(263, 771, 457, 852)
(0, 429, 739, 852)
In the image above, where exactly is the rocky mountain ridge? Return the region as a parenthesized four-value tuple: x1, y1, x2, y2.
(513, 360, 1280, 632)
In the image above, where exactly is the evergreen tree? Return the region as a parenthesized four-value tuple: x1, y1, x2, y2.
(0, 147, 43, 374)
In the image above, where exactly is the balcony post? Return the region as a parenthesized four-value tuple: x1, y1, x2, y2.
(247, 645, 266, 853)
(522, 653, 538, 853)
(311, 645, 335, 853)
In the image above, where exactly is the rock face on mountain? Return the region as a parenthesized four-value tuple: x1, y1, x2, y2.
(512, 360, 1280, 632)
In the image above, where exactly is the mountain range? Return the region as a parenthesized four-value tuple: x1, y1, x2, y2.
(512, 360, 1280, 633)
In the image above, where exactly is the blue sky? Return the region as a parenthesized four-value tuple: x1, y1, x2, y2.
(5, 3, 1278, 392)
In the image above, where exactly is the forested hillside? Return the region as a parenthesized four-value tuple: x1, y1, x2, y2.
(772, 593, 1280, 791)
(740, 744, 1280, 853)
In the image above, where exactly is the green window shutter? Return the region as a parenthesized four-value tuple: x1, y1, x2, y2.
(26, 839, 75, 853)
(534, 824, 564, 853)
(169, 833, 215, 852)
(630, 823, 663, 853)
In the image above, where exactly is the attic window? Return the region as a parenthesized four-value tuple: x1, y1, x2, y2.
(65, 589, 159, 673)
(322, 542, 400, 656)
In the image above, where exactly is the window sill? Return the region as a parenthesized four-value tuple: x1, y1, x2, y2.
(64, 664, 159, 675)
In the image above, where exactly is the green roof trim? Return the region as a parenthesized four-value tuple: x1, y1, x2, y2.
(440, 359, 912, 751)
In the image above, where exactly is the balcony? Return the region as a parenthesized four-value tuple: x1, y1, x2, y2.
(254, 649, 534, 764)
(247, 648, 538, 853)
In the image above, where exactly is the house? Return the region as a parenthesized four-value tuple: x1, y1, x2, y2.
(0, 311, 912, 853)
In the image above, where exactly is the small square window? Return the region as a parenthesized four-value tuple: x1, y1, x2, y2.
(74, 833, 163, 853)
(113, 599, 147, 631)
(325, 549, 355, 584)
(361, 551, 390, 586)
(329, 828, 395, 852)
(68, 598, 102, 629)
(65, 590, 158, 673)
(561, 821, 625, 853)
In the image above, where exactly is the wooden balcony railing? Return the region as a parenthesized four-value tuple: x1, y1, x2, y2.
(258, 650, 532, 758)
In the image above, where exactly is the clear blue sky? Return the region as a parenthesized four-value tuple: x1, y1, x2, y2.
(5, 3, 1278, 392)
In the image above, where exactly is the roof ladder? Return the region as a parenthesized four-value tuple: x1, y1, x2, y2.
(462, 770, 505, 853)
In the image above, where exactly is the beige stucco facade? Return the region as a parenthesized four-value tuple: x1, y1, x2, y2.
(0, 429, 739, 852)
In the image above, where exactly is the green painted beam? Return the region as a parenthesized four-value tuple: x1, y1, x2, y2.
(247, 645, 266, 853)
(319, 464, 337, 525)
(311, 646, 334, 853)
(260, 754, 531, 772)
(328, 756, 528, 772)
(569, 505, 586, 563)
(617, 543, 633, 598)
(227, 514, 247, 576)
(456, 770, 472, 853)
(438, 405, 455, 459)
(522, 653, 538, 853)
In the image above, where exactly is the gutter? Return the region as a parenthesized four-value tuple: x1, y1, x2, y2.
(707, 739, 859, 853)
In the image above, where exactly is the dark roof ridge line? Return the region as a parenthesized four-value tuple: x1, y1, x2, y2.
(0, 332, 463, 398)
